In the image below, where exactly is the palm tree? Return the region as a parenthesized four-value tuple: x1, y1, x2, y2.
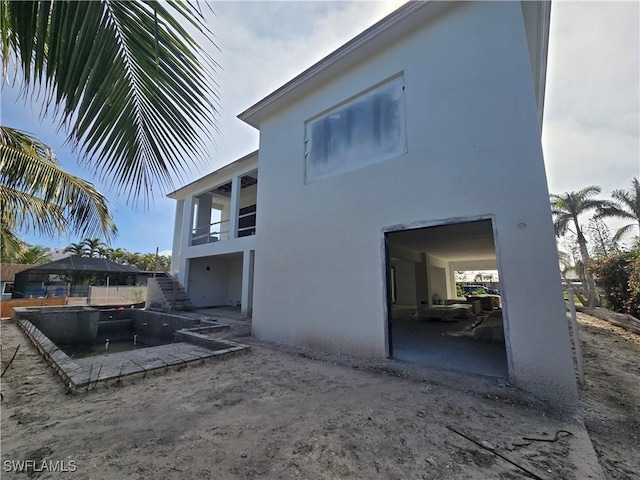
(550, 186, 609, 306)
(98, 246, 114, 260)
(64, 242, 87, 257)
(82, 238, 107, 258)
(1, 1, 217, 240)
(15, 245, 51, 264)
(0, 241, 50, 264)
(596, 178, 640, 242)
(109, 248, 127, 264)
(1, 127, 117, 258)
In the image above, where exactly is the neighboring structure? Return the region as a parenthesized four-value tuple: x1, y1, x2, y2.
(170, 1, 578, 404)
(1, 264, 32, 300)
(12, 257, 141, 299)
(46, 248, 71, 262)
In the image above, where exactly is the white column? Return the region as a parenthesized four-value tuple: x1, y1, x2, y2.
(447, 263, 457, 299)
(241, 249, 255, 316)
(229, 175, 241, 239)
(180, 195, 195, 251)
(196, 194, 212, 237)
(171, 199, 184, 274)
(175, 196, 195, 286)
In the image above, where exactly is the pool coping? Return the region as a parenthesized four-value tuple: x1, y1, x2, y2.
(17, 319, 250, 393)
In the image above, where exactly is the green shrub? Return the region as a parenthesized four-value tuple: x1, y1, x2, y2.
(590, 246, 640, 318)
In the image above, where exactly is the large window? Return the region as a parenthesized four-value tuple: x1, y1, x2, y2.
(304, 75, 407, 183)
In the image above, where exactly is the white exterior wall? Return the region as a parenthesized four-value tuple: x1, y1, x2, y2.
(251, 2, 577, 404)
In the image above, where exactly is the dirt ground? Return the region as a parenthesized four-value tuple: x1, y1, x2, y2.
(0, 310, 638, 479)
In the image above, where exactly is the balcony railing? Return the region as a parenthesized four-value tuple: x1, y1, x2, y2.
(191, 219, 230, 245)
(190, 206, 256, 245)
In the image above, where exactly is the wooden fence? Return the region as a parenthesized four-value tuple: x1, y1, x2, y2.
(1, 297, 67, 319)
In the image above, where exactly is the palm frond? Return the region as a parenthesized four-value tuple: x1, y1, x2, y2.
(550, 186, 607, 238)
(0, 126, 117, 241)
(596, 205, 636, 221)
(611, 178, 640, 218)
(0, 222, 27, 262)
(2, 0, 219, 203)
(596, 177, 640, 240)
(0, 184, 67, 237)
(611, 223, 636, 243)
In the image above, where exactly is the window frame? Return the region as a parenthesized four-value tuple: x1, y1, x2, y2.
(304, 74, 408, 183)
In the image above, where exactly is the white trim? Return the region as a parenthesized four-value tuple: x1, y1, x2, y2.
(167, 151, 258, 199)
(238, 1, 454, 128)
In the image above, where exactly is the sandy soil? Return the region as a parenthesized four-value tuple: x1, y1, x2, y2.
(573, 312, 640, 479)
(0, 310, 638, 479)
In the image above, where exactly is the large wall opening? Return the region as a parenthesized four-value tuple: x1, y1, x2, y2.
(385, 219, 508, 378)
(188, 254, 244, 308)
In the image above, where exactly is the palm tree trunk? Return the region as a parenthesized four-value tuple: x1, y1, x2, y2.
(575, 224, 600, 307)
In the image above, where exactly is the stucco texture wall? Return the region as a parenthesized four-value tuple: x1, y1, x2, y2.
(188, 255, 243, 307)
(251, 2, 577, 404)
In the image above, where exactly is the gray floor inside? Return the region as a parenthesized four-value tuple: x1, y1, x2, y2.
(390, 305, 508, 378)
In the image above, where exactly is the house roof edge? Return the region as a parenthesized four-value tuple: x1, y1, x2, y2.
(237, 1, 445, 129)
(167, 150, 259, 199)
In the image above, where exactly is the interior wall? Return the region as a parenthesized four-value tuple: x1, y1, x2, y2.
(429, 266, 447, 303)
(414, 256, 429, 305)
(226, 255, 243, 307)
(427, 254, 450, 301)
(188, 257, 228, 306)
(390, 258, 417, 306)
(240, 184, 258, 208)
(188, 255, 243, 307)
(217, 184, 257, 228)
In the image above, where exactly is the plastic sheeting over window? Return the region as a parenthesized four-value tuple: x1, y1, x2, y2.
(305, 75, 407, 183)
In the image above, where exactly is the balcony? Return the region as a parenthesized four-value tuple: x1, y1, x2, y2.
(191, 204, 256, 246)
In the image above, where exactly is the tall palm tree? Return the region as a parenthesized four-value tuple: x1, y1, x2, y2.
(82, 237, 107, 258)
(64, 242, 87, 257)
(596, 178, 640, 242)
(1, 127, 117, 258)
(550, 186, 609, 306)
(1, 0, 217, 239)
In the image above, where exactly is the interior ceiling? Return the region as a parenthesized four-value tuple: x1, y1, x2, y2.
(210, 174, 258, 197)
(388, 220, 496, 262)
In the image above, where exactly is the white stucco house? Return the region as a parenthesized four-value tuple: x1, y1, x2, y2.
(169, 1, 578, 405)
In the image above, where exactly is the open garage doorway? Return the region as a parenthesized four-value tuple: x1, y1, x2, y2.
(385, 219, 508, 378)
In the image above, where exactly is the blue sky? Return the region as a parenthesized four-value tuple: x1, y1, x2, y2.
(2, 1, 638, 256)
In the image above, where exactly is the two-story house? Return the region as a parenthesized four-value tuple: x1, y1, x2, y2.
(170, 1, 578, 405)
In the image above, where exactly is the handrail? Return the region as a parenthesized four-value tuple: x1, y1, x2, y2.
(191, 230, 229, 241)
(190, 208, 257, 244)
(192, 218, 229, 235)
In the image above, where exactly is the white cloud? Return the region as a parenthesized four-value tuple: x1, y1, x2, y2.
(185, 1, 409, 176)
(7, 1, 638, 252)
(543, 1, 639, 196)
